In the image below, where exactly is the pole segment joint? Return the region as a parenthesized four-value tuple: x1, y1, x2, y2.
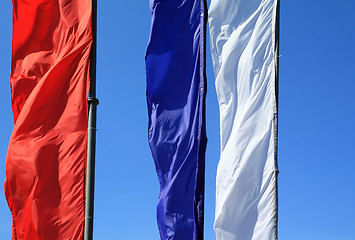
(88, 97, 99, 106)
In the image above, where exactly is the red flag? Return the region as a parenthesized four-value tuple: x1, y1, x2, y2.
(5, 0, 92, 239)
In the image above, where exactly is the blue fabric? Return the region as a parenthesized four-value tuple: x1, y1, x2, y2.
(145, 0, 207, 239)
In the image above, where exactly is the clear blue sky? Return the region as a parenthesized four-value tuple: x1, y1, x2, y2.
(0, 1, 355, 239)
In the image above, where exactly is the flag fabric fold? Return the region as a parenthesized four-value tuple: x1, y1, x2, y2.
(208, 0, 279, 239)
(5, 0, 92, 239)
(145, 0, 207, 239)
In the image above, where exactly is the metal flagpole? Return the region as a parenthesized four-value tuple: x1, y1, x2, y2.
(84, 0, 98, 238)
(273, 0, 280, 239)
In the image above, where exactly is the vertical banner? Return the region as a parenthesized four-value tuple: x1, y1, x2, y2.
(145, 0, 207, 239)
(209, 0, 279, 239)
(5, 0, 92, 239)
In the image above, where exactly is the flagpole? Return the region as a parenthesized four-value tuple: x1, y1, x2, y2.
(273, 0, 280, 239)
(84, 0, 98, 238)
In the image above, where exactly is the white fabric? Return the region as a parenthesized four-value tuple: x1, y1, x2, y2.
(208, 0, 278, 239)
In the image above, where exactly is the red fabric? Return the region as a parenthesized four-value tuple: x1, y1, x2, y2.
(5, 0, 92, 239)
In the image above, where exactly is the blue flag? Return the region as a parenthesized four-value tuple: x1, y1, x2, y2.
(145, 0, 207, 239)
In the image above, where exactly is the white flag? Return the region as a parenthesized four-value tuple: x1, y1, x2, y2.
(208, 0, 279, 239)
